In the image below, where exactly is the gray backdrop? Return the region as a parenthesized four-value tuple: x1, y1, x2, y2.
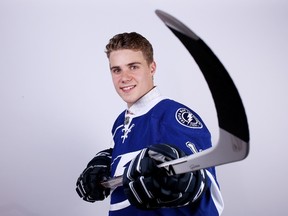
(1, 0, 287, 215)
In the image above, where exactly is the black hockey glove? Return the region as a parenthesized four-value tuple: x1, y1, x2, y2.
(76, 148, 112, 202)
(123, 144, 207, 209)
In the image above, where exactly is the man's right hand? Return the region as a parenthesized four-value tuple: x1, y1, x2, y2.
(122, 144, 207, 209)
(76, 148, 113, 202)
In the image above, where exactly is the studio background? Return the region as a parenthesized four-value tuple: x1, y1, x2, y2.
(0, 0, 287, 215)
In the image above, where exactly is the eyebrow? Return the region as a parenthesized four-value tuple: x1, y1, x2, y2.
(110, 65, 120, 71)
(110, 62, 142, 70)
(127, 62, 142, 67)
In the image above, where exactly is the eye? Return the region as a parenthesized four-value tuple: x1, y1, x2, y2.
(111, 68, 121, 74)
(130, 65, 138, 70)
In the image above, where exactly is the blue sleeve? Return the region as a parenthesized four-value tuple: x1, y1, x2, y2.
(150, 99, 212, 155)
(149, 99, 224, 215)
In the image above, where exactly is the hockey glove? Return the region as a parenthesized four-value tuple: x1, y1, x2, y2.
(76, 148, 112, 202)
(123, 144, 207, 209)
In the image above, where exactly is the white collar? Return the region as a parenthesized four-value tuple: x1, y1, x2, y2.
(127, 86, 168, 117)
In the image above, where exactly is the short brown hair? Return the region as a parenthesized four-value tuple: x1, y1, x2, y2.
(105, 32, 154, 64)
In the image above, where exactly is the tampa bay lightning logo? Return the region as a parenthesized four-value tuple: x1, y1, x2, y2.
(175, 108, 203, 128)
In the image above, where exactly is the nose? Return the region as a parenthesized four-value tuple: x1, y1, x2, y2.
(121, 70, 132, 83)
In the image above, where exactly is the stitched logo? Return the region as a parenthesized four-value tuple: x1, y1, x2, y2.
(175, 108, 203, 128)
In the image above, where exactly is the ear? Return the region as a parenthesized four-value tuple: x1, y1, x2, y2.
(150, 61, 156, 75)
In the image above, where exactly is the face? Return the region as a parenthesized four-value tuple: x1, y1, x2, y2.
(109, 49, 156, 108)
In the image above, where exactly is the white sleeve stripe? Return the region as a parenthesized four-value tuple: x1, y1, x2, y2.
(206, 171, 225, 215)
(110, 199, 130, 211)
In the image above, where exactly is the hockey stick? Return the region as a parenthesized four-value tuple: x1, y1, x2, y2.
(101, 10, 249, 189)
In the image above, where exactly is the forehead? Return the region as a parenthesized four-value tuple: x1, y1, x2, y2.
(109, 49, 146, 66)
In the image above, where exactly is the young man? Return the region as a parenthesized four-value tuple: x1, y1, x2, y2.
(76, 32, 224, 215)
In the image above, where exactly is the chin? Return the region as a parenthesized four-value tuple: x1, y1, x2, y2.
(123, 98, 138, 107)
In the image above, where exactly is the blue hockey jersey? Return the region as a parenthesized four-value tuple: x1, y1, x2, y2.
(108, 87, 224, 216)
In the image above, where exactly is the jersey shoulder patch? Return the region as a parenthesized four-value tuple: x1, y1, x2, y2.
(175, 107, 203, 128)
(152, 99, 204, 129)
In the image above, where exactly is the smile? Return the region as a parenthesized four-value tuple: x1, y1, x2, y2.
(121, 85, 136, 92)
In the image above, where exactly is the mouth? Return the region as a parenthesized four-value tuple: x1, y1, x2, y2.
(120, 85, 136, 92)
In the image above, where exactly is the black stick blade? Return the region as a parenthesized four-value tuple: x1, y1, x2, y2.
(155, 10, 249, 144)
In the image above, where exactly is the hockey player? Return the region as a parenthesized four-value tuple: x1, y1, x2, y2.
(76, 32, 224, 215)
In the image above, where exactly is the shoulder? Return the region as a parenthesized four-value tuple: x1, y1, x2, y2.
(152, 99, 205, 129)
(155, 98, 194, 110)
(153, 99, 185, 113)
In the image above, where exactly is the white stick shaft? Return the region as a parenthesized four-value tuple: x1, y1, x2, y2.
(101, 129, 249, 189)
